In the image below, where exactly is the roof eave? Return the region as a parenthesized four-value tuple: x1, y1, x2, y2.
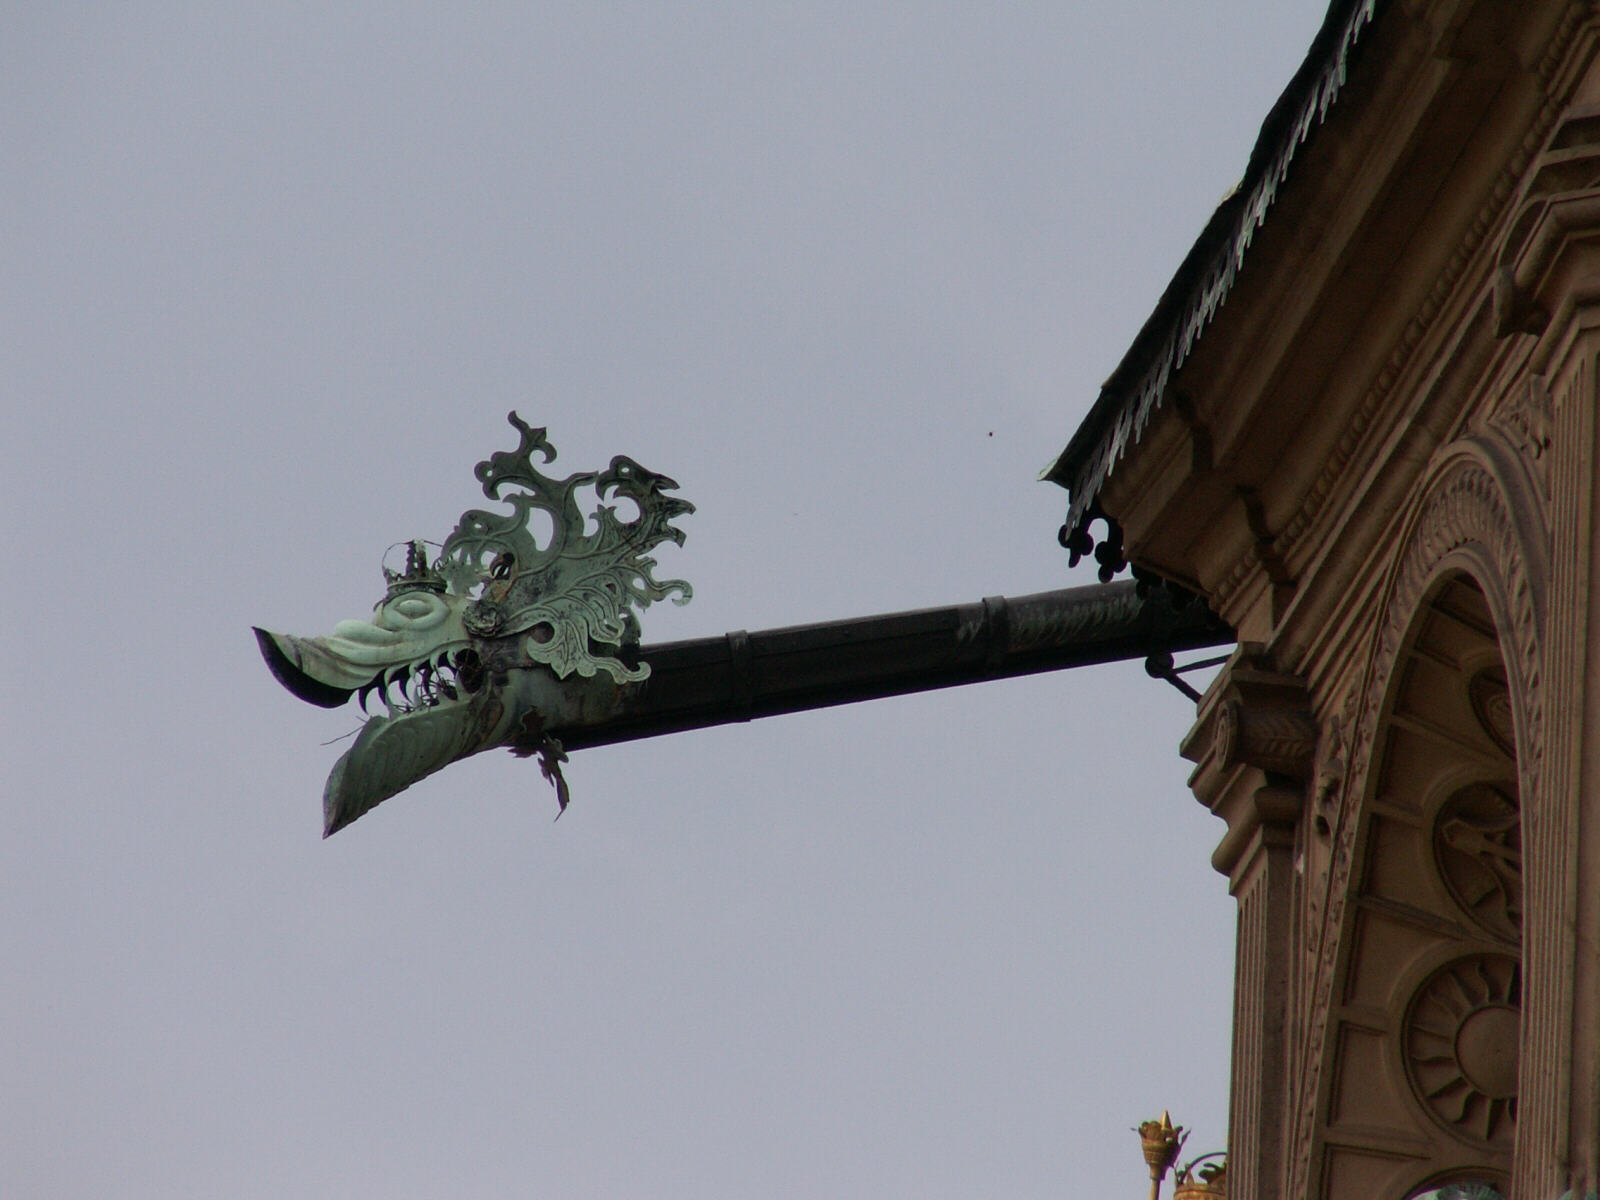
(1045, 0, 1385, 539)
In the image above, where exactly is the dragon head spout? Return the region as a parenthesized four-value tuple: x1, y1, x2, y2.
(256, 413, 692, 836)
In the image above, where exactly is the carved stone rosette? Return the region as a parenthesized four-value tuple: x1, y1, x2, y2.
(1401, 954, 1522, 1152)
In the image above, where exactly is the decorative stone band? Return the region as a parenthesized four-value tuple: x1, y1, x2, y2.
(1289, 443, 1548, 1199)
(1210, 697, 1317, 780)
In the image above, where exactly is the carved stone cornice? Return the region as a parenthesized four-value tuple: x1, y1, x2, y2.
(1206, 11, 1591, 621)
(1182, 644, 1315, 881)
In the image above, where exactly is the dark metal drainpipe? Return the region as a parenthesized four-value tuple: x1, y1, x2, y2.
(550, 580, 1233, 751)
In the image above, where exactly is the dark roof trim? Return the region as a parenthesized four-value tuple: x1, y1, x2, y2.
(1046, 0, 1383, 540)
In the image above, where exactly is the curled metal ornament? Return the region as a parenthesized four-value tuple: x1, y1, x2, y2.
(440, 412, 693, 682)
(255, 414, 693, 835)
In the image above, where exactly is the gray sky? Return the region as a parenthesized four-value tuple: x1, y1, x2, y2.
(5, 4, 1326, 1196)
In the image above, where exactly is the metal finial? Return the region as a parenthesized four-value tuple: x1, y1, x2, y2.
(1136, 1112, 1187, 1200)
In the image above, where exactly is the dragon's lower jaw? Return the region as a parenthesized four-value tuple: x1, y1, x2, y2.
(320, 665, 616, 835)
(323, 689, 515, 837)
(254, 624, 513, 835)
(257, 621, 629, 834)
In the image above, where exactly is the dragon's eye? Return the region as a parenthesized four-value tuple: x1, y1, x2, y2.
(490, 552, 515, 581)
(376, 590, 448, 631)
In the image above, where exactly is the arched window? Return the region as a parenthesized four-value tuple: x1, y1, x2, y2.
(1405, 1181, 1504, 1200)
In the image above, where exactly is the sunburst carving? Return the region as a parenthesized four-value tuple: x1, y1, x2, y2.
(1402, 954, 1520, 1150)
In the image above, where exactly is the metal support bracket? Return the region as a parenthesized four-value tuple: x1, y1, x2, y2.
(1144, 650, 1231, 703)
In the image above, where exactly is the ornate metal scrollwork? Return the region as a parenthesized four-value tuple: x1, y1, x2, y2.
(439, 412, 693, 683)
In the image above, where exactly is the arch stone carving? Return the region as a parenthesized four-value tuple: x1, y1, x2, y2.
(1364, 442, 1547, 790)
(1289, 437, 1547, 1200)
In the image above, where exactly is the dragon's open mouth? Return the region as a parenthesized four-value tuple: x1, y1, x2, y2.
(255, 628, 486, 713)
(348, 648, 482, 715)
(254, 625, 502, 835)
(255, 413, 693, 837)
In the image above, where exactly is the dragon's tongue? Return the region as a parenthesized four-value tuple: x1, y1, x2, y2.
(323, 693, 514, 837)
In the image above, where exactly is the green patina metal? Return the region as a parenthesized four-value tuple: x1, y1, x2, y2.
(256, 412, 694, 836)
(258, 414, 1233, 839)
(439, 413, 692, 682)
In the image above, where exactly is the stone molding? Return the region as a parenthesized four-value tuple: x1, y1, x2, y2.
(1183, 645, 1312, 1200)
(1182, 646, 1315, 881)
(1208, 6, 1593, 619)
(1288, 444, 1547, 1200)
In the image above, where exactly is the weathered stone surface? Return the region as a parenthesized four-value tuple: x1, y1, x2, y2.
(1051, 3, 1600, 1195)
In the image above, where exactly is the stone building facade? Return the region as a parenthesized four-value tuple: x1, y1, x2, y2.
(1048, 3, 1600, 1197)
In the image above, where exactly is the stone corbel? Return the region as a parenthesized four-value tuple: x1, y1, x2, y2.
(1181, 644, 1316, 884)
(1494, 104, 1600, 340)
